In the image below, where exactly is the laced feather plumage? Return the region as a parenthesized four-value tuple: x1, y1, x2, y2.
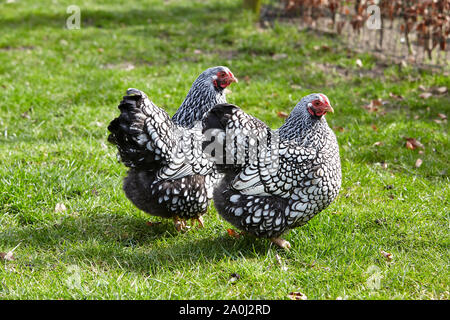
(202, 93, 341, 248)
(107, 66, 236, 229)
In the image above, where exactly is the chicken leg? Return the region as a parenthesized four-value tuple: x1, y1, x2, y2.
(270, 237, 291, 250)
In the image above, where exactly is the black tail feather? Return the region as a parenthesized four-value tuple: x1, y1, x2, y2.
(202, 103, 238, 133)
(107, 92, 158, 170)
(202, 103, 242, 173)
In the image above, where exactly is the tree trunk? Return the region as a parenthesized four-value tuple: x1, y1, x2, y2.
(243, 0, 262, 15)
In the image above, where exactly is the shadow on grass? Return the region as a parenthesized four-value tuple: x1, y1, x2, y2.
(1, 212, 272, 274)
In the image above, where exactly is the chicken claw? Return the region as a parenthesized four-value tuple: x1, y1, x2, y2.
(270, 237, 291, 250)
(191, 216, 204, 228)
(173, 216, 189, 232)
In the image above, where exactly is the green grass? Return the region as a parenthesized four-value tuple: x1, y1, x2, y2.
(0, 0, 449, 300)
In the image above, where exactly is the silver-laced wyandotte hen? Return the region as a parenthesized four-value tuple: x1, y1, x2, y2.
(107, 66, 237, 231)
(202, 93, 341, 249)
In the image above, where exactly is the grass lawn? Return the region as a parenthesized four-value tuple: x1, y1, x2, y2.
(0, 0, 448, 300)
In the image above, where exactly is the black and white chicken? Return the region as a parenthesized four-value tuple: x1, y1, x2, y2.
(108, 66, 237, 230)
(202, 93, 341, 248)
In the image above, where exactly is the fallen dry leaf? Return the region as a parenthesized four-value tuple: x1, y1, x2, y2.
(405, 140, 414, 150)
(433, 86, 448, 94)
(362, 101, 378, 113)
(372, 99, 383, 107)
(380, 250, 393, 262)
(288, 291, 308, 300)
(415, 158, 423, 168)
(277, 111, 289, 119)
(373, 141, 383, 147)
(314, 45, 331, 52)
(226, 228, 241, 238)
(404, 137, 424, 150)
(0, 243, 21, 261)
(418, 85, 427, 91)
(389, 92, 404, 100)
(437, 113, 447, 120)
(419, 92, 433, 99)
(371, 124, 378, 131)
(0, 252, 15, 261)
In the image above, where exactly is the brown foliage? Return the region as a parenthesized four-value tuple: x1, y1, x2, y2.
(281, 0, 450, 57)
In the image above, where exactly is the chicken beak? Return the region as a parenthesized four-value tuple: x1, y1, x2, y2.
(226, 71, 238, 84)
(324, 104, 334, 114)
